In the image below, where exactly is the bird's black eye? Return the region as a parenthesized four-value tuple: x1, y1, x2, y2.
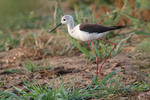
(63, 19, 66, 21)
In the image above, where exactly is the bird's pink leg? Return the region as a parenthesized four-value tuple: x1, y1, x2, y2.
(90, 40, 99, 76)
(98, 38, 117, 77)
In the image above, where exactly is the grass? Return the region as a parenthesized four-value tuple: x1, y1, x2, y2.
(22, 61, 53, 72)
(65, 0, 150, 61)
(136, 39, 150, 54)
(0, 13, 52, 30)
(133, 81, 150, 92)
(0, 0, 149, 56)
(0, 82, 4, 88)
(0, 31, 20, 51)
(2, 69, 23, 74)
(0, 0, 150, 99)
(0, 70, 150, 100)
(70, 35, 131, 61)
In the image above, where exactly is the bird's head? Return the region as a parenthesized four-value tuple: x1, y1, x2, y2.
(48, 15, 73, 33)
(61, 15, 73, 24)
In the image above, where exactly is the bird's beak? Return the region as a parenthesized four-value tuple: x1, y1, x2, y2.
(48, 23, 62, 33)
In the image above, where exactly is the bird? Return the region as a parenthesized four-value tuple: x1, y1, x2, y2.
(48, 15, 126, 78)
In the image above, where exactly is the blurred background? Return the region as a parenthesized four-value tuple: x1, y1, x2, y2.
(0, 0, 149, 54)
(0, 0, 150, 30)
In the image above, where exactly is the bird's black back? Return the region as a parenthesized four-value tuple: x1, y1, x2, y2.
(79, 23, 126, 33)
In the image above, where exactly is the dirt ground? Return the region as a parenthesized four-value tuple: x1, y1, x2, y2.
(0, 30, 150, 100)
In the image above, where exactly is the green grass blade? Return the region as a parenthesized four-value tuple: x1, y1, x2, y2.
(0, 91, 23, 100)
(70, 38, 92, 58)
(135, 31, 150, 35)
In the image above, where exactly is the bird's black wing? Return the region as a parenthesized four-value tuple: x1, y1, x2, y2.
(79, 23, 126, 33)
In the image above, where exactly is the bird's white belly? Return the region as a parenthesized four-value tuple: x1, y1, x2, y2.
(71, 31, 105, 41)
(79, 32, 97, 41)
(70, 31, 89, 41)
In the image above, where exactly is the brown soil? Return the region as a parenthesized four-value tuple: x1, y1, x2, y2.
(0, 32, 150, 100)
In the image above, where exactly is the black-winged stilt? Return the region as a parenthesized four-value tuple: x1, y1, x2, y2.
(48, 15, 126, 78)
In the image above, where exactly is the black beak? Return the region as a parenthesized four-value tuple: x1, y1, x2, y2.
(48, 23, 62, 33)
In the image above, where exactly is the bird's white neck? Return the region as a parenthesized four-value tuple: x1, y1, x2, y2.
(67, 21, 74, 34)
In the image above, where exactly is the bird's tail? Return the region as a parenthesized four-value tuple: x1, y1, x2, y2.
(111, 25, 128, 30)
